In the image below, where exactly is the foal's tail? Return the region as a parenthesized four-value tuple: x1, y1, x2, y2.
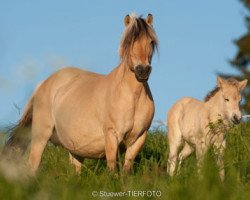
(3, 92, 35, 155)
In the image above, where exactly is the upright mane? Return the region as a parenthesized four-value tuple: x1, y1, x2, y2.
(119, 14, 158, 62)
(204, 78, 239, 102)
(204, 87, 220, 102)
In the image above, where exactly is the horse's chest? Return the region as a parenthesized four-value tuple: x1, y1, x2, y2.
(123, 99, 154, 142)
(107, 86, 154, 142)
(135, 102, 154, 127)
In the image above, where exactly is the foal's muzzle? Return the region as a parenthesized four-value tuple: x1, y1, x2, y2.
(231, 114, 241, 125)
(134, 65, 152, 82)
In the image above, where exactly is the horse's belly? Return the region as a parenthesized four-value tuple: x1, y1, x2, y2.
(55, 127, 106, 158)
(181, 119, 207, 145)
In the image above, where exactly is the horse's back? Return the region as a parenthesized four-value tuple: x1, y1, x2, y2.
(34, 67, 102, 106)
(32, 67, 89, 133)
(168, 97, 204, 119)
(35, 67, 83, 100)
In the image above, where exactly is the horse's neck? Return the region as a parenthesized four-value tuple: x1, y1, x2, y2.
(205, 91, 224, 120)
(109, 62, 145, 96)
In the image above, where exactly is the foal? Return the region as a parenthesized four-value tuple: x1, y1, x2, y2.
(5, 14, 158, 175)
(167, 76, 247, 181)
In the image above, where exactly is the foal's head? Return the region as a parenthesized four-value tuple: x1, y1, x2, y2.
(119, 13, 158, 82)
(213, 76, 247, 124)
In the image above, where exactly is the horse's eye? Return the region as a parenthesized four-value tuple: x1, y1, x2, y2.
(224, 98, 229, 102)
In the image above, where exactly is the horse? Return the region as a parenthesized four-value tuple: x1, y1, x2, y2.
(166, 76, 247, 181)
(5, 13, 158, 175)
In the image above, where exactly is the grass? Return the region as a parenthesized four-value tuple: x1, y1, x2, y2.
(0, 124, 249, 200)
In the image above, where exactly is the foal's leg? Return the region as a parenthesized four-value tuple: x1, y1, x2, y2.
(105, 129, 119, 171)
(28, 108, 54, 175)
(69, 153, 84, 173)
(195, 142, 208, 176)
(123, 131, 147, 172)
(213, 139, 226, 181)
(167, 126, 182, 176)
(177, 142, 194, 173)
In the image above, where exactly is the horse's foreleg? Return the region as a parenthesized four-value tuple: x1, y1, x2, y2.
(195, 142, 208, 176)
(69, 153, 84, 173)
(105, 129, 119, 171)
(213, 139, 226, 182)
(123, 131, 147, 172)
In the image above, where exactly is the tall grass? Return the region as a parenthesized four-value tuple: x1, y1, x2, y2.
(0, 124, 249, 200)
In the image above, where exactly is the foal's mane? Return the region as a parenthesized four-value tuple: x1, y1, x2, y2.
(204, 87, 220, 102)
(119, 14, 158, 61)
(204, 78, 239, 102)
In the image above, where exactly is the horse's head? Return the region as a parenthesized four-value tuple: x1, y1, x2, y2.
(119, 13, 158, 82)
(217, 76, 248, 124)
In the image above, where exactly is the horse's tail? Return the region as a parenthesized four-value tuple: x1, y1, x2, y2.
(3, 92, 35, 155)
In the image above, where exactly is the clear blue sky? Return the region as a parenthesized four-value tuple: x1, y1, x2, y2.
(0, 0, 247, 127)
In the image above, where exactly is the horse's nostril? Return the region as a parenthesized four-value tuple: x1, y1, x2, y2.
(145, 65, 152, 73)
(232, 114, 241, 124)
(135, 66, 143, 75)
(134, 65, 152, 81)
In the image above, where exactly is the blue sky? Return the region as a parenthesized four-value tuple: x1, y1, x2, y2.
(0, 0, 247, 127)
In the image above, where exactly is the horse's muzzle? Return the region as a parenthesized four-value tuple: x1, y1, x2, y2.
(231, 114, 241, 125)
(134, 65, 152, 82)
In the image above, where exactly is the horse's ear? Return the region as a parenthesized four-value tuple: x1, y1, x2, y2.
(239, 79, 248, 91)
(146, 14, 153, 25)
(217, 76, 225, 87)
(124, 15, 130, 26)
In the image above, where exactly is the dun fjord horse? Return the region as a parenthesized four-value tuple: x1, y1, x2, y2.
(5, 14, 158, 174)
(167, 76, 247, 181)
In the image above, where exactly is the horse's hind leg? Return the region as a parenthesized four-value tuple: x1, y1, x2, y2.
(177, 142, 194, 173)
(28, 107, 54, 174)
(167, 125, 182, 176)
(69, 153, 84, 173)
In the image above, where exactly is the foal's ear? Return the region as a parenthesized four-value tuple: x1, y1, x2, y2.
(238, 79, 248, 91)
(146, 14, 153, 25)
(217, 76, 225, 87)
(124, 15, 131, 26)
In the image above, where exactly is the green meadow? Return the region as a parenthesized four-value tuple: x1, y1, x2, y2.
(0, 123, 249, 200)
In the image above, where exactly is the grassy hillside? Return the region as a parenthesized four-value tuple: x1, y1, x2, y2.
(0, 124, 249, 200)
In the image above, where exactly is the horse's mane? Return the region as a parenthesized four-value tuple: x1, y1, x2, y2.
(119, 14, 158, 62)
(204, 78, 239, 102)
(204, 87, 220, 102)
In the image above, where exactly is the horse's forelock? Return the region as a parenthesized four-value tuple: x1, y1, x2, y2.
(119, 16, 158, 61)
(227, 78, 239, 87)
